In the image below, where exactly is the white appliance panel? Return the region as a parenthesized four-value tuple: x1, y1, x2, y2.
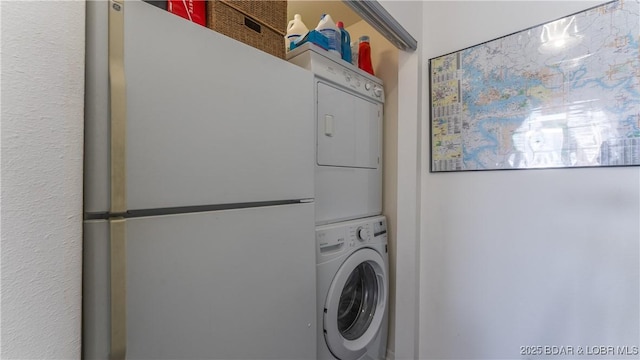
(314, 81, 382, 224)
(287, 44, 384, 224)
(315, 166, 381, 225)
(83, 203, 316, 359)
(84, 0, 314, 213)
(317, 82, 380, 169)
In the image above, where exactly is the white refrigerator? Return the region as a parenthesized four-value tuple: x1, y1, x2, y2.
(83, 1, 316, 358)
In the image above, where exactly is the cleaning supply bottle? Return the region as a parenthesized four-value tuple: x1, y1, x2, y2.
(315, 14, 341, 56)
(336, 21, 352, 63)
(285, 14, 309, 51)
(358, 35, 374, 75)
(351, 40, 359, 66)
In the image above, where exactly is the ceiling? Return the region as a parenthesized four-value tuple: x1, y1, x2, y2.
(287, 1, 363, 29)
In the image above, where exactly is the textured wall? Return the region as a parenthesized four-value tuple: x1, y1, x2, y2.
(1, 1, 85, 358)
(420, 2, 640, 359)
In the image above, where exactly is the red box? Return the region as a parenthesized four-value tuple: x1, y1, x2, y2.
(168, 0, 206, 26)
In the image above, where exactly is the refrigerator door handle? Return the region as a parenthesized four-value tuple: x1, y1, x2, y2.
(110, 217, 127, 360)
(109, 0, 127, 215)
(109, 1, 127, 358)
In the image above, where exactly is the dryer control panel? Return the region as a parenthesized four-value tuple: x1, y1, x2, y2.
(287, 43, 384, 103)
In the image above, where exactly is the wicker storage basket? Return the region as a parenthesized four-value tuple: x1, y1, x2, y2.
(207, 0, 287, 59)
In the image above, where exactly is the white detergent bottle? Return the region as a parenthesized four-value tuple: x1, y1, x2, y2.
(285, 14, 308, 51)
(315, 13, 341, 56)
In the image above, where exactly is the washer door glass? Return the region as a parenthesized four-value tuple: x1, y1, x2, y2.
(337, 261, 378, 340)
(323, 247, 387, 360)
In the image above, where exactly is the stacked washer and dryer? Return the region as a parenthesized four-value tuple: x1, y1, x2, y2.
(288, 43, 389, 360)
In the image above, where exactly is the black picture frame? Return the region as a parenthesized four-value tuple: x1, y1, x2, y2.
(429, 0, 640, 173)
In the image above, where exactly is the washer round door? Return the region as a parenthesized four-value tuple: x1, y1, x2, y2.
(324, 248, 387, 360)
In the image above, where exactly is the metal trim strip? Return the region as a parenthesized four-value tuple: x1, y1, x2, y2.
(109, 217, 127, 360)
(109, 0, 127, 214)
(108, 1, 127, 358)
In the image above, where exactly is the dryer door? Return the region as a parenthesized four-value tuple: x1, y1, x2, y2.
(324, 248, 387, 360)
(316, 82, 380, 169)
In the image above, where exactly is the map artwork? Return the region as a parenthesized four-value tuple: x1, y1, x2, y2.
(430, 0, 640, 172)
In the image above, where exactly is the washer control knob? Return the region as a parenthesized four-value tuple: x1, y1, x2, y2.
(365, 82, 372, 90)
(356, 227, 366, 241)
(373, 85, 383, 97)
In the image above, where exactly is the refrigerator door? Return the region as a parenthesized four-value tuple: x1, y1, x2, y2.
(83, 203, 316, 359)
(84, 0, 314, 214)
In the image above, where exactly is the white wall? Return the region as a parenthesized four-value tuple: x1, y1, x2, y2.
(378, 1, 423, 359)
(420, 2, 639, 359)
(0, 1, 85, 358)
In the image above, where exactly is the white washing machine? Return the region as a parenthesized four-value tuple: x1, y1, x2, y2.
(288, 44, 384, 225)
(316, 216, 389, 360)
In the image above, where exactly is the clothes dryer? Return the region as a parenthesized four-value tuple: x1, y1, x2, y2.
(288, 44, 384, 225)
(316, 216, 389, 360)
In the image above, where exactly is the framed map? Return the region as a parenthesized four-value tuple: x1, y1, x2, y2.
(429, 0, 640, 172)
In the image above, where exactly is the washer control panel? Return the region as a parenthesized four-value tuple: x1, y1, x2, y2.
(316, 216, 388, 254)
(352, 225, 371, 242)
(349, 219, 387, 242)
(287, 43, 384, 103)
